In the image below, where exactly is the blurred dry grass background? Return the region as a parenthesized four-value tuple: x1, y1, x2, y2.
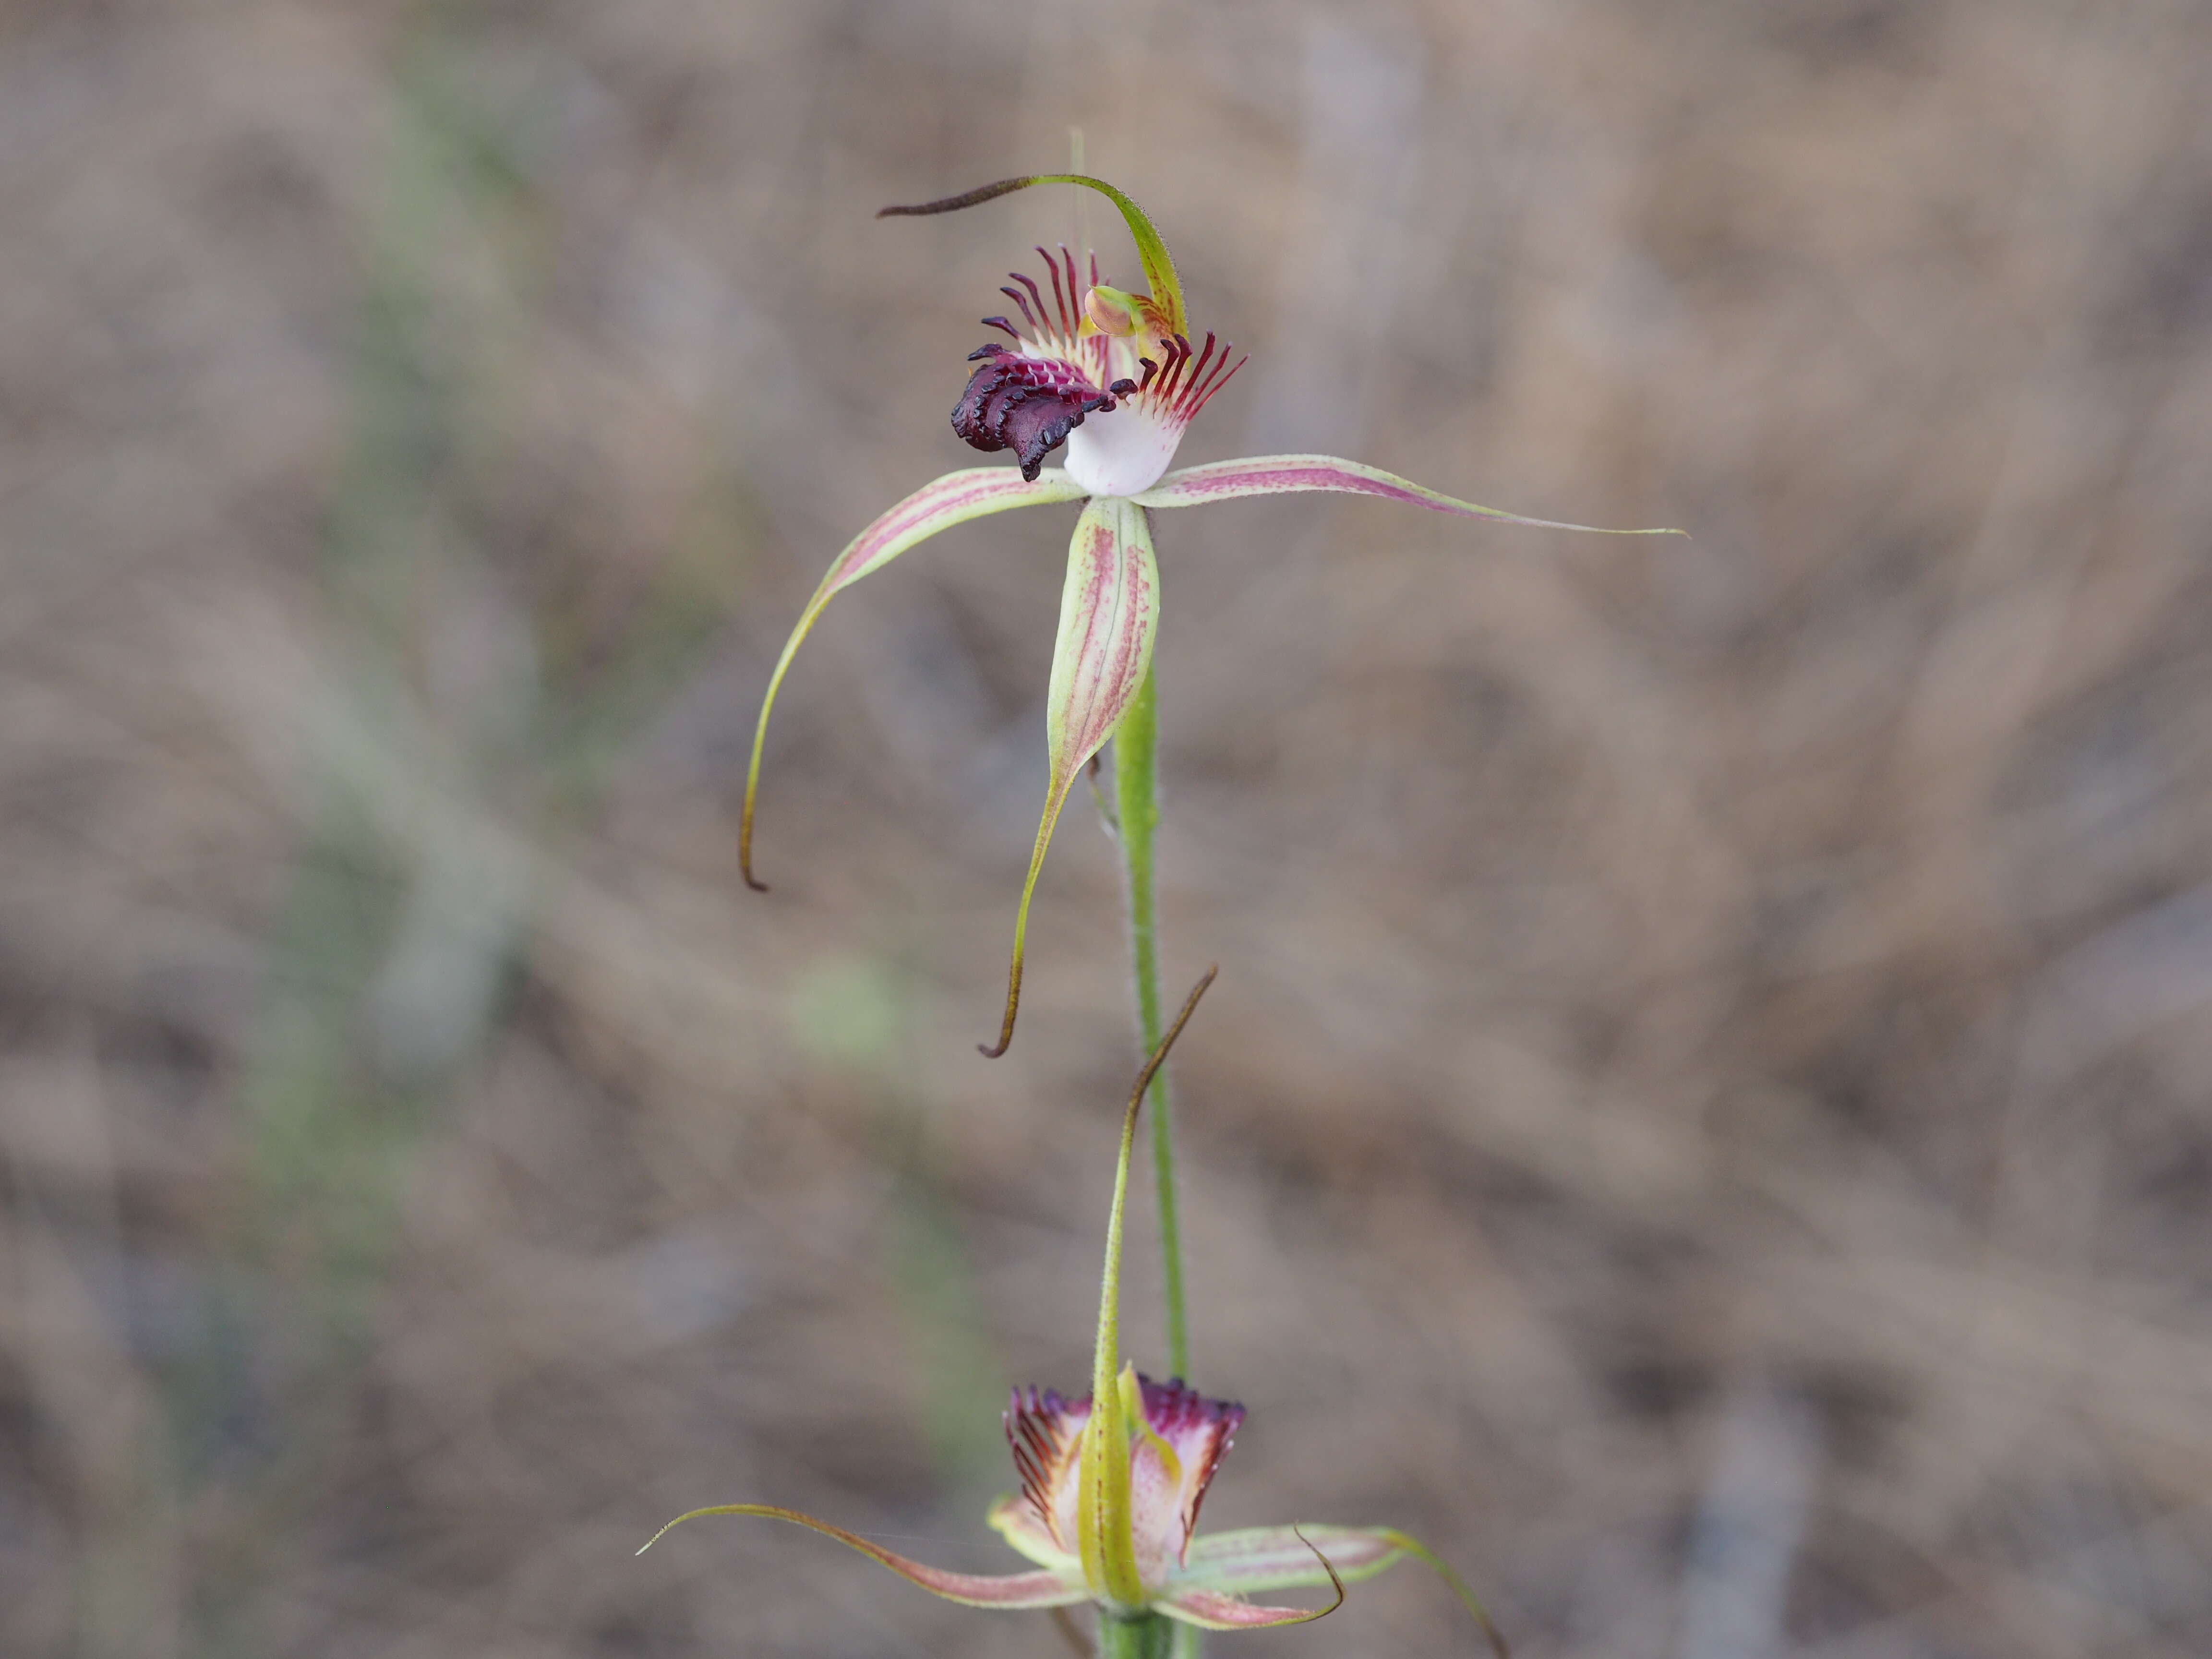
(4, 1, 2212, 1654)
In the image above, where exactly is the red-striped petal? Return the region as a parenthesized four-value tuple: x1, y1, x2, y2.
(1154, 1528, 1346, 1631)
(979, 495, 1160, 1057)
(1178, 1524, 1404, 1593)
(1134, 452, 1682, 537)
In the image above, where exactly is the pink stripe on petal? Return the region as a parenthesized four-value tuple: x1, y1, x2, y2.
(1052, 512, 1155, 761)
(741, 466, 1083, 890)
(979, 497, 1160, 1057)
(1156, 1526, 1346, 1631)
(1133, 453, 1682, 536)
(1180, 1524, 1403, 1593)
(1158, 1588, 1334, 1629)
(835, 468, 1085, 587)
(1186, 1524, 1510, 1658)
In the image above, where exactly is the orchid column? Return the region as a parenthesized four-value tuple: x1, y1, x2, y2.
(737, 172, 1679, 1384)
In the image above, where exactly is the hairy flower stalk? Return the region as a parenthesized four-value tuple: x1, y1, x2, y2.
(736, 171, 1679, 1378)
(641, 970, 1509, 1654)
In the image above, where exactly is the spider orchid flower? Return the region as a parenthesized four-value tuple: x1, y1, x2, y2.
(738, 174, 1680, 1056)
(640, 970, 1507, 1654)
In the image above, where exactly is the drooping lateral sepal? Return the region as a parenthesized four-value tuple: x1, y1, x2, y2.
(636, 1503, 1089, 1610)
(979, 496, 1161, 1057)
(740, 466, 1086, 890)
(1133, 453, 1684, 538)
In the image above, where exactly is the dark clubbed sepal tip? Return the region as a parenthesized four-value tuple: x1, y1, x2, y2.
(739, 809, 770, 893)
(878, 178, 1039, 219)
(978, 952, 1027, 1058)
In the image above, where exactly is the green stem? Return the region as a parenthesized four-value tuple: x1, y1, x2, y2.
(1097, 1612, 1175, 1659)
(1112, 659, 1188, 1381)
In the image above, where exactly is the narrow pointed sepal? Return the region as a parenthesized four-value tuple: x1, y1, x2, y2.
(980, 496, 1160, 1057)
(1155, 1527, 1346, 1630)
(740, 467, 1085, 890)
(1132, 454, 1684, 537)
(637, 1503, 1090, 1610)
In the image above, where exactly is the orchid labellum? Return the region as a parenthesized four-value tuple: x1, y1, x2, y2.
(641, 970, 1508, 1655)
(738, 173, 1679, 1056)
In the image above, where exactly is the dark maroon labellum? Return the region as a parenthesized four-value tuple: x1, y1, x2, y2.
(951, 344, 1112, 481)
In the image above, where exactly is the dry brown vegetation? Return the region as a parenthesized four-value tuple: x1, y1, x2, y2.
(5, 2, 2212, 1655)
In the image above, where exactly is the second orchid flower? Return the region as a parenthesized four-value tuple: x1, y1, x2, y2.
(642, 969, 1508, 1657)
